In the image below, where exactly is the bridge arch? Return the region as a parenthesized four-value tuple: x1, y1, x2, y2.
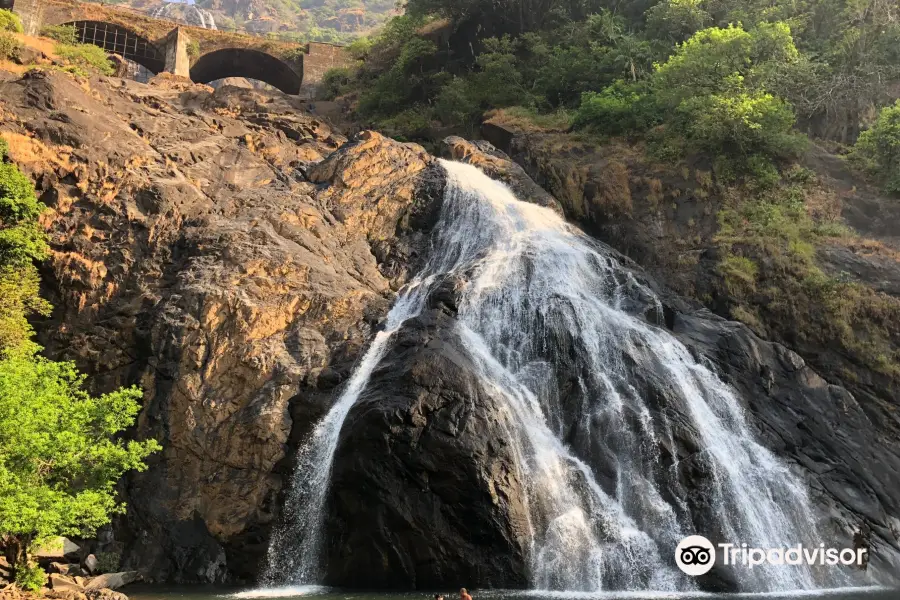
(190, 48, 302, 95)
(65, 21, 165, 75)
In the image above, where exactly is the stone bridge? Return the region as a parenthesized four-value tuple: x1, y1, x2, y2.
(8, 0, 352, 96)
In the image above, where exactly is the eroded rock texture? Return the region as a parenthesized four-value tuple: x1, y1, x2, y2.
(2, 69, 898, 591)
(0, 71, 442, 583)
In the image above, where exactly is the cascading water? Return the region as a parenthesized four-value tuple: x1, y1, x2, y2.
(263, 159, 851, 593)
(151, 0, 218, 30)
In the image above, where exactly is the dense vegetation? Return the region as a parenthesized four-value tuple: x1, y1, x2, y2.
(326, 0, 899, 164)
(321, 0, 900, 383)
(0, 139, 159, 590)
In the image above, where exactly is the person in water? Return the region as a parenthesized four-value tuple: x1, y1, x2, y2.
(460, 588, 472, 600)
(435, 595, 444, 600)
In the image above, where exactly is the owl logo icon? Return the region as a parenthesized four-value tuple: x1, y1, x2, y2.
(676, 535, 716, 576)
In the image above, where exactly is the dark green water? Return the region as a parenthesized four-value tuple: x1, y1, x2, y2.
(127, 585, 900, 600)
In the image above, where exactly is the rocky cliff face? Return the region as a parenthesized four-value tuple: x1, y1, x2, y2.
(2, 69, 899, 589)
(0, 71, 441, 583)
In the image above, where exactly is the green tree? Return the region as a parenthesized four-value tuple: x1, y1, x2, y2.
(0, 142, 160, 587)
(0, 144, 50, 352)
(645, 0, 711, 45)
(0, 351, 161, 574)
(652, 23, 806, 177)
(850, 100, 900, 194)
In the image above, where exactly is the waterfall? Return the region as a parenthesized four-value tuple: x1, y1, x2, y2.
(150, 1, 218, 30)
(263, 159, 850, 593)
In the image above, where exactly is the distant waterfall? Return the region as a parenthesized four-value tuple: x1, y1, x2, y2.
(150, 1, 218, 30)
(262, 160, 851, 593)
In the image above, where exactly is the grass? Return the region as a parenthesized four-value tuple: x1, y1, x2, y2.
(0, 30, 21, 61)
(486, 106, 574, 132)
(54, 43, 114, 76)
(715, 167, 900, 378)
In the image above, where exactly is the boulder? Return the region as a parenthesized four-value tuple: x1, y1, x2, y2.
(46, 590, 89, 600)
(82, 555, 99, 575)
(49, 573, 85, 593)
(84, 572, 138, 591)
(86, 590, 128, 600)
(49, 563, 84, 577)
(34, 538, 81, 561)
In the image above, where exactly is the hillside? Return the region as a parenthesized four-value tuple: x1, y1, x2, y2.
(101, 0, 398, 43)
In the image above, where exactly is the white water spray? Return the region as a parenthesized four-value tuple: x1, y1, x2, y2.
(263, 160, 850, 593)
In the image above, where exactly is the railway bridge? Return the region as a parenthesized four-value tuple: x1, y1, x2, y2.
(4, 0, 352, 96)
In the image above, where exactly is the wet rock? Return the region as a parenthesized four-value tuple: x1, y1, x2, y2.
(326, 309, 531, 589)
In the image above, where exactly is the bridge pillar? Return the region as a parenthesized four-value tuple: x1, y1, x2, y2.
(9, 0, 44, 35)
(164, 26, 191, 78)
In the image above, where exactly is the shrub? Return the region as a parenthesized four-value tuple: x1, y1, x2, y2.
(95, 551, 121, 574)
(0, 30, 21, 61)
(54, 43, 114, 76)
(0, 9, 23, 34)
(850, 100, 900, 194)
(14, 560, 45, 591)
(41, 24, 78, 45)
(0, 136, 8, 159)
(186, 39, 200, 60)
(319, 66, 356, 100)
(434, 75, 480, 127)
(574, 80, 661, 134)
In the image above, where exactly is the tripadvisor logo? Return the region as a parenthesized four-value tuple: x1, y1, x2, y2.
(674, 535, 868, 576)
(676, 535, 716, 576)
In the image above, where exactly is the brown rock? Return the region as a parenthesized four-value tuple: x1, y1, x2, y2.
(86, 590, 128, 600)
(84, 572, 137, 591)
(0, 70, 443, 583)
(49, 573, 85, 593)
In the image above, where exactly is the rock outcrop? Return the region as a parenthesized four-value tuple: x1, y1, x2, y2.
(3, 67, 899, 591)
(0, 71, 441, 583)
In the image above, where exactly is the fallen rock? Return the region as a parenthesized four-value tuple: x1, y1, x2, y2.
(86, 589, 128, 600)
(34, 538, 80, 560)
(83, 571, 138, 591)
(49, 563, 84, 576)
(82, 555, 98, 576)
(46, 590, 89, 600)
(49, 573, 85, 593)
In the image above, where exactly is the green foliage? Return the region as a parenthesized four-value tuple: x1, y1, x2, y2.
(319, 66, 357, 100)
(186, 40, 200, 60)
(14, 560, 45, 591)
(0, 161, 48, 269)
(54, 43, 114, 76)
(645, 0, 711, 45)
(574, 80, 661, 134)
(95, 550, 121, 574)
(0, 30, 21, 61)
(0, 140, 51, 353)
(0, 9, 23, 34)
(850, 100, 900, 194)
(652, 23, 806, 178)
(41, 24, 78, 45)
(0, 350, 161, 548)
